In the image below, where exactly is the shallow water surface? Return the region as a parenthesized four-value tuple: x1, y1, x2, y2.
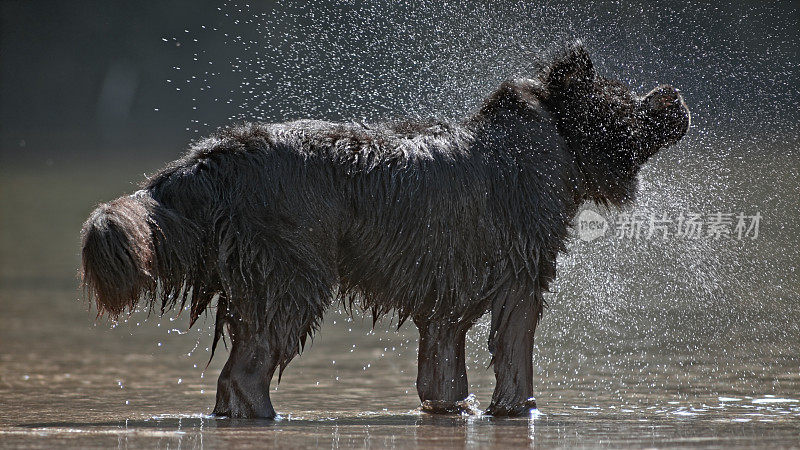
(1, 154, 799, 448)
(2, 295, 798, 449)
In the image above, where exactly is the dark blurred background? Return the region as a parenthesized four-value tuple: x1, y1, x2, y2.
(1, 0, 797, 166)
(2, 1, 218, 164)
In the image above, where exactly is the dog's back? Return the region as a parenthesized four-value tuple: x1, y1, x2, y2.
(140, 117, 574, 323)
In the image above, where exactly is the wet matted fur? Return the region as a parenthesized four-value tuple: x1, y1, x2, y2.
(81, 43, 690, 418)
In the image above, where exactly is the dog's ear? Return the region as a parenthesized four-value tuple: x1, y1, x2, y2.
(478, 79, 542, 121)
(545, 43, 595, 92)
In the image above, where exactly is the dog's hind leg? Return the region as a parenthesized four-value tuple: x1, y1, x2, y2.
(414, 318, 471, 413)
(210, 227, 337, 419)
(212, 284, 332, 419)
(212, 319, 282, 419)
(212, 275, 333, 419)
(484, 290, 543, 416)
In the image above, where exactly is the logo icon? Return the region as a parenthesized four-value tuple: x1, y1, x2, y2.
(576, 209, 608, 242)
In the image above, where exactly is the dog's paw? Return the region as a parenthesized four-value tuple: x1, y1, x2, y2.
(484, 397, 537, 416)
(420, 393, 481, 415)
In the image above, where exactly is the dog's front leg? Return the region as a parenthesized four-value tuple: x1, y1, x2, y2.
(485, 291, 543, 416)
(414, 318, 471, 413)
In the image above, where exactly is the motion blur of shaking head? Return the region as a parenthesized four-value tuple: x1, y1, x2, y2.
(539, 45, 690, 206)
(80, 42, 689, 418)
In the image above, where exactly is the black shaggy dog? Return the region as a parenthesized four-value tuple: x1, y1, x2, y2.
(81, 44, 689, 418)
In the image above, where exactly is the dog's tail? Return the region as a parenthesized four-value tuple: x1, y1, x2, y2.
(80, 190, 201, 319)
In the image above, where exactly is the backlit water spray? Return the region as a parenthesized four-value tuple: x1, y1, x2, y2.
(156, 0, 798, 412)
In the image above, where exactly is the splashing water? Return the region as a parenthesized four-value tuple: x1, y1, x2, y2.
(149, 0, 800, 400)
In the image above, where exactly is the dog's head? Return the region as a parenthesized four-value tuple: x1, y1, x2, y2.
(541, 43, 691, 206)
